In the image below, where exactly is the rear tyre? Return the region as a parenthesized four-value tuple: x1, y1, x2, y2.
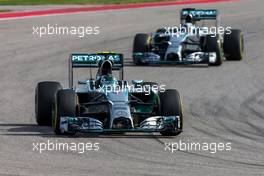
(133, 33, 151, 65)
(35, 81, 62, 126)
(224, 29, 244, 60)
(204, 34, 223, 66)
(159, 89, 183, 136)
(53, 89, 78, 135)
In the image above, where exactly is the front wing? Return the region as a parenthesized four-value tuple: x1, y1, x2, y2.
(133, 52, 217, 65)
(59, 116, 181, 134)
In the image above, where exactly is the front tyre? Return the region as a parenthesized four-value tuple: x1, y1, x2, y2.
(133, 33, 151, 65)
(224, 29, 244, 61)
(204, 34, 223, 66)
(159, 89, 183, 136)
(53, 89, 78, 135)
(35, 81, 62, 126)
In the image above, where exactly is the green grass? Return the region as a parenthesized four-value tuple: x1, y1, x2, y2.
(0, 0, 173, 5)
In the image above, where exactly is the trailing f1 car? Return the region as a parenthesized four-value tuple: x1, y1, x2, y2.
(35, 53, 183, 136)
(133, 8, 244, 66)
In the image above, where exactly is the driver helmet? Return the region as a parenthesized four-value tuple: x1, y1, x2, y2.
(100, 60, 112, 76)
(185, 13, 194, 24)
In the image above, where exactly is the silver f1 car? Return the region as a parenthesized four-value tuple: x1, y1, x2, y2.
(35, 53, 183, 136)
(133, 8, 244, 66)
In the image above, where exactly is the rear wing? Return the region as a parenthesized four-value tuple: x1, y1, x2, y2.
(180, 8, 219, 27)
(69, 53, 124, 88)
(180, 8, 218, 20)
(70, 53, 123, 68)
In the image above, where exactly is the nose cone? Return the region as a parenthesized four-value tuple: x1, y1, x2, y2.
(112, 117, 132, 129)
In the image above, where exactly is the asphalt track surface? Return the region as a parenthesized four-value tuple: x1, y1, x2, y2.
(0, 0, 264, 175)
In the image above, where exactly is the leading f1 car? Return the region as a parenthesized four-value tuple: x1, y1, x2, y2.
(133, 8, 244, 66)
(35, 53, 183, 136)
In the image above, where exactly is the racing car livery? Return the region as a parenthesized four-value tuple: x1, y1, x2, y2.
(133, 8, 244, 66)
(35, 53, 183, 136)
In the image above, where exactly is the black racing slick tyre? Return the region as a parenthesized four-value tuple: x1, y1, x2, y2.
(133, 33, 151, 53)
(224, 29, 244, 61)
(204, 34, 223, 66)
(159, 89, 183, 136)
(53, 89, 78, 135)
(133, 33, 151, 65)
(35, 81, 62, 126)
